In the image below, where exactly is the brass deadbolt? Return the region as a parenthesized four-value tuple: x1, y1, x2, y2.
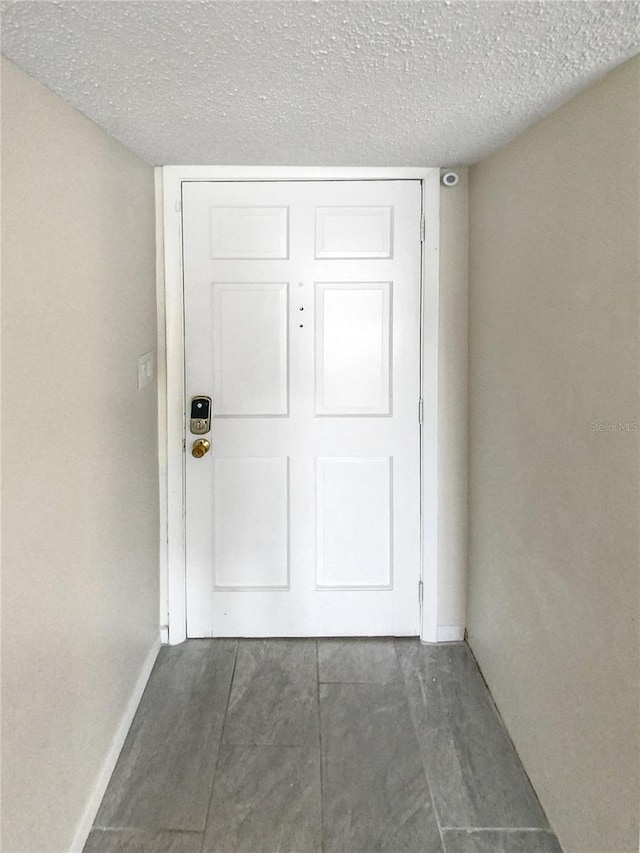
(192, 438, 211, 458)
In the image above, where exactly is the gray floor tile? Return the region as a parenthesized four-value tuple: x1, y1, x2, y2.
(95, 640, 237, 831)
(88, 638, 557, 853)
(203, 745, 322, 853)
(84, 829, 203, 853)
(222, 640, 319, 746)
(396, 640, 549, 830)
(320, 682, 443, 853)
(318, 638, 403, 683)
(442, 829, 563, 853)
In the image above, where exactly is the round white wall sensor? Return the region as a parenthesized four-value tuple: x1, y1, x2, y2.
(441, 171, 459, 187)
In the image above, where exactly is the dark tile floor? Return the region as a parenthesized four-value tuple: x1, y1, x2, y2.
(85, 640, 563, 853)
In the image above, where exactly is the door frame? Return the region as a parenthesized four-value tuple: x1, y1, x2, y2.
(158, 166, 440, 645)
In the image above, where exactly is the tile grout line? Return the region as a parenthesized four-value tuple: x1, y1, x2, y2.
(197, 640, 240, 853)
(200, 740, 316, 748)
(394, 639, 448, 853)
(90, 827, 204, 835)
(217, 640, 240, 756)
(316, 640, 326, 853)
(318, 679, 404, 685)
(441, 827, 560, 833)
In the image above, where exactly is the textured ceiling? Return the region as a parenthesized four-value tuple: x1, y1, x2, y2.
(1, 1, 638, 166)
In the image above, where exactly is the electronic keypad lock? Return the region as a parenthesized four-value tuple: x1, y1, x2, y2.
(190, 396, 212, 435)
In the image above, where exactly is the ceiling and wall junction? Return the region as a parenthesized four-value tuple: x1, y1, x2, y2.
(1, 0, 638, 165)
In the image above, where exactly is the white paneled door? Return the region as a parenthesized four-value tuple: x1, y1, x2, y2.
(182, 181, 422, 637)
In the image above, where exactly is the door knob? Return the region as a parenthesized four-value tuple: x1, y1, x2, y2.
(192, 438, 211, 458)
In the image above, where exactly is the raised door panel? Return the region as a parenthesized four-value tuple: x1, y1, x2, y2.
(212, 282, 289, 416)
(315, 283, 391, 416)
(315, 206, 393, 259)
(210, 206, 289, 259)
(213, 457, 290, 589)
(316, 457, 393, 590)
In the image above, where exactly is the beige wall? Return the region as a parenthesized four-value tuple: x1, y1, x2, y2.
(1, 58, 159, 852)
(438, 169, 469, 632)
(467, 57, 639, 853)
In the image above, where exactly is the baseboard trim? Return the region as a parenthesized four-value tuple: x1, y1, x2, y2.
(436, 625, 465, 642)
(70, 635, 162, 852)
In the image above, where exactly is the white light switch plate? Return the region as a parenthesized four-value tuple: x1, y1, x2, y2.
(137, 351, 154, 389)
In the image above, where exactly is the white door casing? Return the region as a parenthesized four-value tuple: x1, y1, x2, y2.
(159, 166, 440, 644)
(182, 180, 423, 637)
